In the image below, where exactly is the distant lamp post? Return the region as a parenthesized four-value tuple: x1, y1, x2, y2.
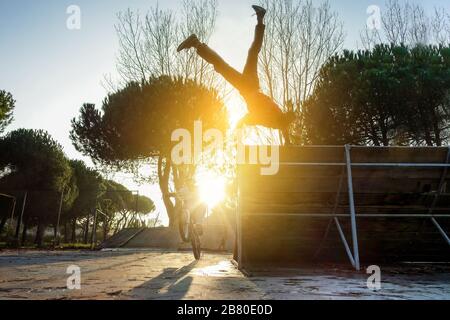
(54, 189, 65, 247)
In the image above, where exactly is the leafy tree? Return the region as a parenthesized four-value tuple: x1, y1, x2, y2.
(63, 161, 156, 242)
(65, 160, 105, 243)
(0, 129, 76, 246)
(303, 50, 365, 145)
(0, 195, 14, 235)
(398, 45, 450, 146)
(303, 44, 450, 146)
(0, 90, 15, 134)
(98, 180, 155, 238)
(98, 180, 131, 238)
(71, 76, 227, 226)
(126, 194, 155, 228)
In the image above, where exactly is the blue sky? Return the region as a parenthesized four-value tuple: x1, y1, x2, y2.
(0, 0, 448, 223)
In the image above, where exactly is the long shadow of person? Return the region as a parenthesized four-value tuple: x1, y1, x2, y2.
(129, 261, 198, 300)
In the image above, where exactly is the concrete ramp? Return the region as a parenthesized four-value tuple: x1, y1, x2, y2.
(100, 226, 234, 252)
(125, 227, 181, 249)
(98, 228, 145, 249)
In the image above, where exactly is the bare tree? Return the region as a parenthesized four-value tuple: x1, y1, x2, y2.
(256, 0, 344, 144)
(431, 7, 450, 44)
(115, 9, 150, 83)
(113, 0, 220, 88)
(383, 0, 410, 44)
(176, 0, 219, 87)
(143, 6, 178, 77)
(408, 4, 429, 45)
(361, 0, 450, 49)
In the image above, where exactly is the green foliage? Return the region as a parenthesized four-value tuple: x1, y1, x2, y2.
(70, 76, 228, 167)
(0, 129, 156, 242)
(70, 75, 228, 226)
(59, 243, 93, 250)
(0, 129, 71, 191)
(303, 44, 450, 146)
(136, 195, 156, 214)
(66, 162, 156, 233)
(100, 180, 132, 214)
(65, 160, 104, 221)
(99, 180, 154, 215)
(98, 180, 155, 233)
(0, 90, 15, 134)
(0, 129, 76, 224)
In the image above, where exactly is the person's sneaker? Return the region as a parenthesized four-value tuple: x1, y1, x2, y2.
(177, 34, 199, 52)
(252, 5, 267, 19)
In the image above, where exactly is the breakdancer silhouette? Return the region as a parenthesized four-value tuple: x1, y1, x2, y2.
(177, 5, 294, 144)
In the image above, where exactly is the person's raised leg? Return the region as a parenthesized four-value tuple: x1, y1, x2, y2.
(253, 5, 267, 25)
(243, 5, 267, 90)
(177, 34, 245, 92)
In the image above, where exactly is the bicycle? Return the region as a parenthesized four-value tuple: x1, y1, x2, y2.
(169, 191, 202, 260)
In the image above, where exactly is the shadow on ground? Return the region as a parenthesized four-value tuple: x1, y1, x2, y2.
(127, 261, 198, 300)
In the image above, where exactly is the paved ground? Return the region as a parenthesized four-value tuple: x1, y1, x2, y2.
(0, 249, 449, 300)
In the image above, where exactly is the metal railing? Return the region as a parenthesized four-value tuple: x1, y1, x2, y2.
(237, 145, 450, 271)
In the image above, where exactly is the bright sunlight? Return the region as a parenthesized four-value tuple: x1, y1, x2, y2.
(196, 171, 226, 208)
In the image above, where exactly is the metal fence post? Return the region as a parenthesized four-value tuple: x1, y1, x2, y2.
(9, 198, 16, 232)
(135, 191, 139, 215)
(345, 145, 360, 271)
(54, 190, 64, 246)
(237, 170, 243, 270)
(431, 217, 450, 246)
(91, 208, 98, 250)
(14, 191, 27, 246)
(426, 147, 450, 246)
(334, 217, 356, 267)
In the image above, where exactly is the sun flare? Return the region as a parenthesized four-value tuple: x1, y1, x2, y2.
(196, 171, 226, 208)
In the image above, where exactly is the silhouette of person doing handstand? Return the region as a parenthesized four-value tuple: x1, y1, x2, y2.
(177, 5, 295, 145)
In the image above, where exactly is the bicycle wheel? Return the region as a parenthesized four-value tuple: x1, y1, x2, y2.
(178, 208, 190, 243)
(190, 223, 201, 260)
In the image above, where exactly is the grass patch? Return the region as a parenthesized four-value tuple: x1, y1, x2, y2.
(59, 243, 93, 250)
(0, 241, 94, 250)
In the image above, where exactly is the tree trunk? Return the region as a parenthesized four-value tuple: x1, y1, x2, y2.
(71, 218, 77, 243)
(0, 216, 7, 235)
(433, 124, 442, 146)
(83, 213, 90, 244)
(102, 217, 109, 241)
(425, 132, 434, 146)
(158, 156, 176, 228)
(369, 122, 380, 146)
(21, 218, 29, 244)
(63, 221, 69, 243)
(34, 220, 46, 248)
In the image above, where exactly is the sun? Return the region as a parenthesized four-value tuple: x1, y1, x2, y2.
(226, 92, 247, 129)
(196, 171, 226, 208)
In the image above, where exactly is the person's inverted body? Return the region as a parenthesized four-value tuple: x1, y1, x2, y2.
(177, 5, 294, 145)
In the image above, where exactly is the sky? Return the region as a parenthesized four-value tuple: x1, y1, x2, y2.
(0, 0, 448, 225)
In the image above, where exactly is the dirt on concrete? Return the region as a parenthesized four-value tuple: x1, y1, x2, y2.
(0, 249, 449, 300)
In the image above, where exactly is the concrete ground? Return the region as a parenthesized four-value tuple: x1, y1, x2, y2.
(0, 249, 449, 300)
